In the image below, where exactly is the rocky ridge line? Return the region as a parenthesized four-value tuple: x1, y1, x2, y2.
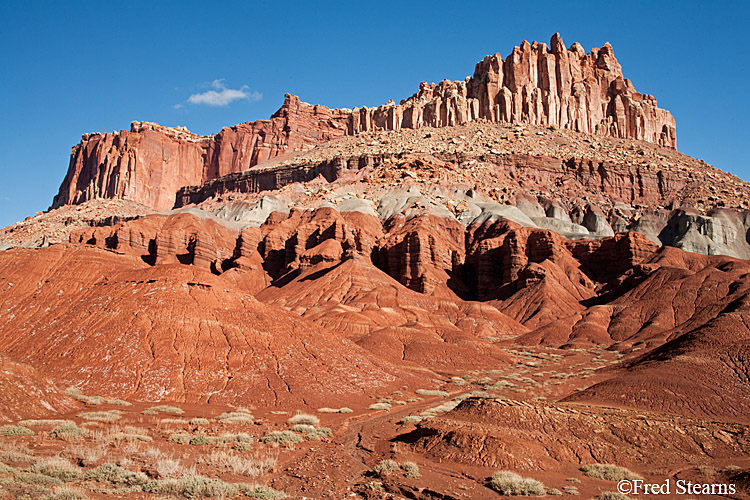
(52, 34, 675, 211)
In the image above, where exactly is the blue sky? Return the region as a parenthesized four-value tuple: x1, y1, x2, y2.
(1, 1, 748, 228)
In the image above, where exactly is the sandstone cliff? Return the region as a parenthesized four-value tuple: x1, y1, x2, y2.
(53, 34, 675, 211)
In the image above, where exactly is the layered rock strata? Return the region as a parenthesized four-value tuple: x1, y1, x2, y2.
(53, 34, 675, 211)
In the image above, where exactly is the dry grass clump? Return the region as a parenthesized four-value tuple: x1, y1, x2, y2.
(398, 416, 423, 425)
(291, 426, 332, 441)
(217, 408, 254, 425)
(190, 418, 210, 426)
(317, 407, 353, 413)
(49, 423, 92, 441)
(28, 457, 82, 482)
(18, 419, 73, 428)
(167, 433, 193, 445)
(0, 425, 34, 436)
(580, 464, 642, 481)
(14, 471, 65, 487)
(216, 432, 253, 444)
(367, 402, 391, 411)
(154, 457, 195, 479)
(83, 463, 149, 487)
(64, 444, 107, 466)
(160, 418, 189, 425)
(373, 459, 400, 476)
(415, 389, 450, 397)
(287, 413, 319, 426)
(143, 475, 284, 498)
(489, 470, 546, 496)
(198, 449, 277, 477)
(0, 441, 35, 463)
(594, 493, 633, 500)
(548, 488, 563, 495)
(259, 431, 303, 445)
(142, 405, 184, 415)
(77, 410, 122, 422)
(402, 461, 421, 478)
(44, 485, 89, 499)
(65, 387, 130, 406)
(562, 485, 579, 495)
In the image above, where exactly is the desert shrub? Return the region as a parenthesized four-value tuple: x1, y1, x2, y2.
(65, 387, 130, 407)
(199, 449, 277, 477)
(49, 423, 91, 441)
(259, 431, 303, 445)
(398, 416, 423, 425)
(317, 407, 352, 413)
(367, 403, 391, 411)
(217, 410, 254, 425)
(0, 425, 33, 437)
(489, 470, 546, 496)
(216, 432, 252, 444)
(296, 427, 332, 442)
(160, 418, 189, 425)
(415, 389, 449, 397)
(594, 493, 633, 500)
(402, 461, 421, 478)
(168, 433, 192, 445)
(77, 410, 122, 422)
(154, 458, 195, 479)
(83, 463, 149, 487)
(234, 442, 252, 451)
(190, 418, 210, 426)
(43, 485, 89, 499)
(14, 471, 64, 487)
(580, 464, 642, 481)
(144, 475, 239, 497)
(373, 459, 400, 476)
(28, 457, 82, 482)
(0, 442, 35, 462)
(189, 435, 209, 446)
(18, 420, 72, 428)
(0, 463, 17, 474)
(142, 405, 184, 415)
(287, 414, 319, 426)
(238, 483, 286, 499)
(64, 444, 106, 466)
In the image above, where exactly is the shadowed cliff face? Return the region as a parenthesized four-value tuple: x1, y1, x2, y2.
(52, 34, 675, 212)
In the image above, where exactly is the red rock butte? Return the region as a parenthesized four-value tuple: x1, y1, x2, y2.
(52, 34, 676, 212)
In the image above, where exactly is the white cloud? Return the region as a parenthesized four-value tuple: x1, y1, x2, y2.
(179, 79, 262, 108)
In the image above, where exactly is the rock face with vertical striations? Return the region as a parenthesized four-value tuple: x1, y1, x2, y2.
(52, 34, 675, 212)
(52, 95, 351, 211)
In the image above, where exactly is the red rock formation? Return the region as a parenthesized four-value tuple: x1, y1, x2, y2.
(350, 34, 675, 147)
(53, 35, 675, 211)
(53, 95, 350, 211)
